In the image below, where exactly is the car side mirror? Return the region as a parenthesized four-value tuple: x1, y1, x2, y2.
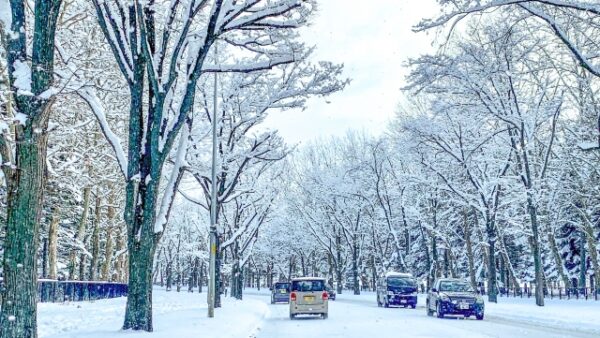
(431, 288, 437, 293)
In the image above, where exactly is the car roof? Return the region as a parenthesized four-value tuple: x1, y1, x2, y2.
(291, 277, 326, 281)
(437, 278, 467, 282)
(385, 271, 413, 278)
(274, 281, 289, 284)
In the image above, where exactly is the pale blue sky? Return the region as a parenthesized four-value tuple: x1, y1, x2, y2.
(263, 0, 440, 144)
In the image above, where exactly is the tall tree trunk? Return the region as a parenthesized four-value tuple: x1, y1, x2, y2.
(176, 237, 182, 292)
(463, 210, 476, 290)
(547, 230, 570, 289)
(497, 232, 521, 292)
(47, 211, 59, 280)
(0, 2, 62, 336)
(526, 195, 544, 306)
(122, 232, 156, 331)
(0, 116, 52, 338)
(102, 226, 114, 281)
(115, 234, 127, 283)
(352, 234, 360, 295)
(199, 261, 204, 293)
(70, 186, 91, 279)
(485, 213, 498, 303)
(583, 222, 600, 293)
(89, 194, 102, 280)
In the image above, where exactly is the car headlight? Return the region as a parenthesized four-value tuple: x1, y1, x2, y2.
(440, 293, 450, 302)
(387, 291, 395, 296)
(476, 296, 484, 304)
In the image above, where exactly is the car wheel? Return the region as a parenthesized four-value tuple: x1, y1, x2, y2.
(289, 314, 295, 320)
(426, 300, 433, 316)
(476, 312, 484, 320)
(384, 299, 389, 308)
(322, 313, 328, 319)
(271, 298, 275, 304)
(411, 304, 416, 309)
(436, 302, 444, 318)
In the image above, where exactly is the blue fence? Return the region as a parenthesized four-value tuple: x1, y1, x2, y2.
(0, 279, 127, 303)
(498, 287, 599, 300)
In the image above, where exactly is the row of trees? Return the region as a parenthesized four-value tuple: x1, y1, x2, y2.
(0, 0, 346, 337)
(130, 0, 600, 313)
(246, 0, 600, 308)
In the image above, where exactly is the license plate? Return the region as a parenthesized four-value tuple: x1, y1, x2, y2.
(400, 299, 407, 303)
(304, 296, 315, 302)
(279, 290, 286, 294)
(459, 302, 469, 309)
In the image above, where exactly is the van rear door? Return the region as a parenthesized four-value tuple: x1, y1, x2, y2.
(292, 280, 325, 305)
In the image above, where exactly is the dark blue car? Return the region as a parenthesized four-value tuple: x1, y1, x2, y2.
(426, 278, 484, 320)
(376, 272, 418, 308)
(271, 282, 291, 304)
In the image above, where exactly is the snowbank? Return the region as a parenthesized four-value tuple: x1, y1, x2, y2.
(39, 287, 269, 338)
(486, 297, 600, 335)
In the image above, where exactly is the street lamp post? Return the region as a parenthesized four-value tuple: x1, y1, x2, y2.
(208, 43, 219, 318)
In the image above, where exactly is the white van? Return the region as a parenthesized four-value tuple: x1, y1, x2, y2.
(289, 277, 328, 319)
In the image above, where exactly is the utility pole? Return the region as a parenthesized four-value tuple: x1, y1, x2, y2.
(208, 42, 218, 318)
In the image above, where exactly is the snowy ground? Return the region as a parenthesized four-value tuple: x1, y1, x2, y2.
(37, 287, 600, 338)
(38, 288, 268, 338)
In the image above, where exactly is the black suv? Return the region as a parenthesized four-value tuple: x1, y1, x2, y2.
(376, 272, 418, 308)
(426, 278, 484, 320)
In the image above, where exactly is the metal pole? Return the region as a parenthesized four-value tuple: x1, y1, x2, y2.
(208, 42, 218, 318)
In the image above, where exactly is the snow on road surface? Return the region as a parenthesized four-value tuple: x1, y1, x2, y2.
(37, 287, 599, 338)
(248, 290, 600, 338)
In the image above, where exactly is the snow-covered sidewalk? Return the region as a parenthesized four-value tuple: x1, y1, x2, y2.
(486, 296, 600, 335)
(39, 288, 268, 338)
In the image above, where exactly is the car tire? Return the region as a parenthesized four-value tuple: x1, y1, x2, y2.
(436, 302, 444, 318)
(476, 313, 484, 320)
(322, 313, 328, 319)
(289, 314, 295, 320)
(384, 299, 389, 308)
(411, 304, 416, 309)
(426, 301, 433, 316)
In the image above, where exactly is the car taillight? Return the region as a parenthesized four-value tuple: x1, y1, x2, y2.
(290, 292, 297, 301)
(322, 292, 329, 300)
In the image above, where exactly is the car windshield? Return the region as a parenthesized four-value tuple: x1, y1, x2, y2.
(438, 281, 473, 292)
(387, 277, 416, 288)
(274, 283, 289, 290)
(292, 280, 325, 292)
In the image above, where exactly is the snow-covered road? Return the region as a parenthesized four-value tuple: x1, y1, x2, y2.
(36, 287, 600, 338)
(248, 291, 599, 338)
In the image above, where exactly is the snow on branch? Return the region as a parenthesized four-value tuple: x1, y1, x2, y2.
(415, 1, 600, 77)
(415, 0, 600, 32)
(154, 119, 192, 234)
(201, 55, 296, 73)
(77, 88, 128, 179)
(220, 0, 307, 32)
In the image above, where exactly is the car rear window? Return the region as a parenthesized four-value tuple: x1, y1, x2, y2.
(275, 283, 289, 290)
(291, 280, 325, 292)
(387, 277, 416, 288)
